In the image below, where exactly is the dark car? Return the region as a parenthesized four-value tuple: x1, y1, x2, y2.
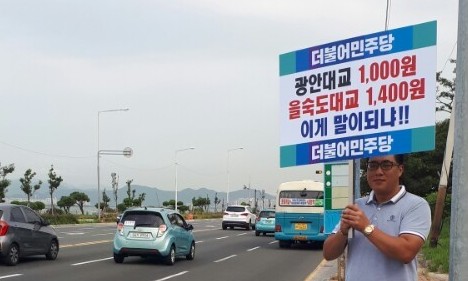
(0, 203, 59, 266)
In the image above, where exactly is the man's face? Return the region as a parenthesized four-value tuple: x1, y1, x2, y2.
(366, 155, 403, 193)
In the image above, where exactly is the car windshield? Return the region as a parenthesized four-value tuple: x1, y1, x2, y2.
(226, 206, 246, 212)
(121, 211, 164, 227)
(259, 211, 275, 218)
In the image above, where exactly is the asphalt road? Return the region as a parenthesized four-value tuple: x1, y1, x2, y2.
(0, 219, 325, 281)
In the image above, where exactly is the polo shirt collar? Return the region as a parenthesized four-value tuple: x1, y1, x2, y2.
(366, 185, 407, 204)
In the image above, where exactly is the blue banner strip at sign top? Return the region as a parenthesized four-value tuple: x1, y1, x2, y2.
(280, 126, 435, 168)
(279, 21, 436, 76)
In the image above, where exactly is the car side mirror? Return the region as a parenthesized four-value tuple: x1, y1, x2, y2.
(186, 224, 194, 231)
(40, 218, 50, 226)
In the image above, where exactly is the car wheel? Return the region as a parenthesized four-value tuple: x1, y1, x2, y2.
(164, 245, 176, 265)
(222, 225, 227, 230)
(186, 242, 195, 260)
(245, 222, 251, 230)
(3, 243, 19, 266)
(45, 239, 59, 260)
(255, 231, 259, 236)
(113, 253, 124, 263)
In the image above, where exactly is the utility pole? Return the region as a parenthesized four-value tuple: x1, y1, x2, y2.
(430, 106, 454, 247)
(450, 0, 468, 279)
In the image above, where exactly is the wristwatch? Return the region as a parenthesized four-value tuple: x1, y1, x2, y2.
(363, 224, 375, 236)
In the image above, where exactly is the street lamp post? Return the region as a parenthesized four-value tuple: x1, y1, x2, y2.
(243, 184, 258, 210)
(175, 147, 195, 212)
(97, 148, 132, 220)
(97, 108, 129, 220)
(226, 147, 243, 206)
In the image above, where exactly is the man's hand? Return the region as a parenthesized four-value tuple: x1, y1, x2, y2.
(341, 204, 370, 233)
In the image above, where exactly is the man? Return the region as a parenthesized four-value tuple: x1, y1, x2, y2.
(323, 154, 431, 281)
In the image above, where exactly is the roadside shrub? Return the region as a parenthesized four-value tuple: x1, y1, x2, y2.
(422, 217, 449, 273)
(425, 192, 451, 218)
(42, 213, 79, 225)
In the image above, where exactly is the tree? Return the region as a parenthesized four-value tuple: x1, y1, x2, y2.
(435, 59, 455, 114)
(30, 201, 45, 211)
(48, 165, 63, 215)
(178, 205, 189, 213)
(124, 179, 134, 207)
(162, 199, 183, 209)
(205, 194, 211, 212)
(70, 191, 90, 215)
(133, 192, 146, 207)
(121, 179, 146, 208)
(57, 196, 75, 214)
(100, 189, 111, 212)
(19, 169, 42, 207)
(192, 196, 210, 212)
(111, 172, 119, 210)
(117, 203, 127, 213)
(213, 192, 221, 212)
(0, 163, 15, 203)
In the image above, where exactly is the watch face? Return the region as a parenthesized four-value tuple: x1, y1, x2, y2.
(364, 225, 374, 235)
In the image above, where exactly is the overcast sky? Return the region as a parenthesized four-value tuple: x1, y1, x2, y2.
(0, 0, 458, 198)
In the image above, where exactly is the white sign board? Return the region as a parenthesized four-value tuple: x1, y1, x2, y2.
(280, 21, 437, 167)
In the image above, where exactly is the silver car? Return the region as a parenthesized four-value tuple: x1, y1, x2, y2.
(0, 203, 59, 266)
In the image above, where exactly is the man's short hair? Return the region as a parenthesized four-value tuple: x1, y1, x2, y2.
(394, 154, 405, 165)
(366, 154, 405, 165)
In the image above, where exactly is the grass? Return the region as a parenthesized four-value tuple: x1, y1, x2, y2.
(421, 217, 450, 273)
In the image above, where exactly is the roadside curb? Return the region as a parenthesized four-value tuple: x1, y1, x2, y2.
(304, 259, 336, 281)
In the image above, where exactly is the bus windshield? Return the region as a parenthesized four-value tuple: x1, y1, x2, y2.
(278, 190, 324, 207)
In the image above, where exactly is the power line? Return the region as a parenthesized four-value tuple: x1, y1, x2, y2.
(440, 41, 457, 73)
(0, 140, 93, 159)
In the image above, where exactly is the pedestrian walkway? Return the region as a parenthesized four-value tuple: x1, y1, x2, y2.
(304, 259, 449, 281)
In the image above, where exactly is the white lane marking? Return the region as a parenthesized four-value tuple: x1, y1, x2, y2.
(60, 232, 85, 235)
(71, 257, 113, 266)
(61, 240, 112, 248)
(153, 271, 188, 281)
(0, 274, 23, 279)
(214, 255, 237, 263)
(237, 233, 247, 236)
(192, 228, 219, 233)
(195, 240, 204, 244)
(269, 241, 278, 244)
(92, 233, 114, 236)
(247, 246, 260, 251)
(216, 236, 229, 240)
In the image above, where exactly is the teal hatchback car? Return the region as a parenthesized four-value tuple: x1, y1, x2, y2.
(255, 209, 276, 236)
(113, 207, 195, 265)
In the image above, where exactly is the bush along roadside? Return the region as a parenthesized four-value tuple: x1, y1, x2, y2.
(421, 217, 449, 273)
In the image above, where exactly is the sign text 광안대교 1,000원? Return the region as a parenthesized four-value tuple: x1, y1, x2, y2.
(279, 21, 437, 167)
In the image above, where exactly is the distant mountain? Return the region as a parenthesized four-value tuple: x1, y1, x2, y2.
(4, 181, 275, 209)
